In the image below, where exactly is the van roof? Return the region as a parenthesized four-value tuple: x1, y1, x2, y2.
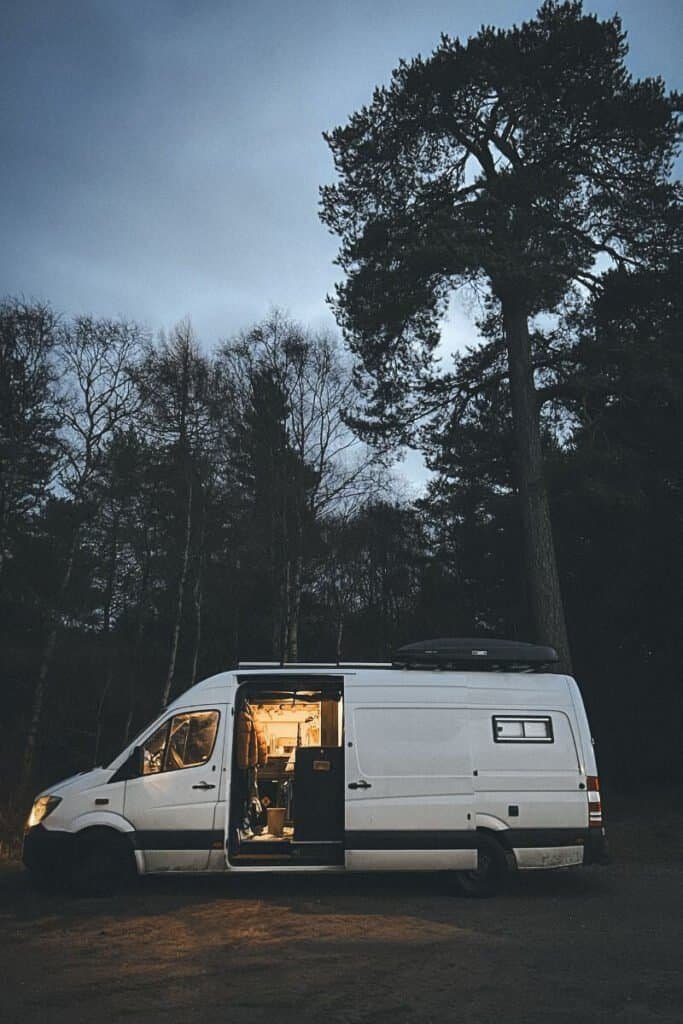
(167, 664, 572, 712)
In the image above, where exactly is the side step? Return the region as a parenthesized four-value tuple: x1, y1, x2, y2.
(230, 840, 344, 867)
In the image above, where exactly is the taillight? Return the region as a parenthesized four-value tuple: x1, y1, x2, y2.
(587, 775, 603, 827)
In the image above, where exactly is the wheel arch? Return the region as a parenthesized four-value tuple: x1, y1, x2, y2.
(72, 823, 139, 873)
(474, 823, 518, 871)
(69, 809, 135, 834)
(474, 812, 509, 832)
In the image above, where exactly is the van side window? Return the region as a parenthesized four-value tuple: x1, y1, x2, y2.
(142, 711, 220, 774)
(492, 716, 553, 743)
(142, 721, 171, 774)
(166, 711, 220, 770)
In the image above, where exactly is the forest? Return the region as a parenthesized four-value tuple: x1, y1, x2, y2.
(1, 2, 681, 843)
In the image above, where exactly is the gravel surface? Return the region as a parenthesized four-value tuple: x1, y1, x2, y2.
(1, 852, 681, 1024)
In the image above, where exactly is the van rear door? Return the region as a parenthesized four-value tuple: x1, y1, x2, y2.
(344, 696, 477, 870)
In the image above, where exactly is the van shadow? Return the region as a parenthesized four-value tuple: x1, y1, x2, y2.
(1, 862, 611, 932)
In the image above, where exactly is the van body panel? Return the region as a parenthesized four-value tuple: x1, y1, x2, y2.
(566, 676, 599, 776)
(24, 664, 607, 883)
(344, 695, 475, 870)
(214, 703, 233, 866)
(122, 703, 227, 871)
(41, 768, 122, 824)
(470, 705, 588, 834)
(474, 789, 587, 831)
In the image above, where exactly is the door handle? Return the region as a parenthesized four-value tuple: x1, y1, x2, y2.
(348, 780, 371, 790)
(192, 781, 216, 790)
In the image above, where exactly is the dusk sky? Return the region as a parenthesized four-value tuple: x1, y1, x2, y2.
(2, 1, 681, 352)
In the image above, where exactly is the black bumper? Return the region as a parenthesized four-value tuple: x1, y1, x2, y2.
(22, 825, 75, 877)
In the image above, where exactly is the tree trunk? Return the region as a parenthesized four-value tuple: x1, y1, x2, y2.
(93, 663, 114, 767)
(20, 528, 79, 799)
(122, 700, 135, 749)
(279, 559, 291, 663)
(160, 473, 193, 709)
(286, 553, 303, 663)
(122, 526, 153, 745)
(95, 512, 118, 765)
(190, 551, 204, 686)
(230, 556, 241, 668)
(335, 604, 344, 664)
(502, 301, 572, 671)
(274, 482, 290, 663)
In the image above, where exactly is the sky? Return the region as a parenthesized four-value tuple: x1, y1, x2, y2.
(2, 0, 680, 353)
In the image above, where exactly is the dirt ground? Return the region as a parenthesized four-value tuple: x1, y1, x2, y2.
(1, 804, 681, 1024)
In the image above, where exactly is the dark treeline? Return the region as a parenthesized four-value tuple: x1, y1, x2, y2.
(318, 3, 681, 792)
(1, 306, 398, 817)
(2, 3, 682, 839)
(1, 262, 681, 832)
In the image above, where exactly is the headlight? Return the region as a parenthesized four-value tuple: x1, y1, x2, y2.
(26, 795, 61, 829)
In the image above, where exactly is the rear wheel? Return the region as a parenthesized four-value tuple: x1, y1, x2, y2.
(456, 834, 508, 898)
(71, 832, 136, 897)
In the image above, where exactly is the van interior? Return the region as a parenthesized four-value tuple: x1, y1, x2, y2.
(228, 678, 344, 865)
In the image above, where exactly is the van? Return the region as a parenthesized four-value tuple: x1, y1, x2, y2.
(22, 638, 609, 896)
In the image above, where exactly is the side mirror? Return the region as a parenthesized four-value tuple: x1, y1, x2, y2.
(108, 744, 145, 785)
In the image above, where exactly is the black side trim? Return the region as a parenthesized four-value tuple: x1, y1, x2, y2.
(497, 828, 590, 849)
(346, 828, 592, 851)
(132, 829, 224, 851)
(346, 830, 479, 850)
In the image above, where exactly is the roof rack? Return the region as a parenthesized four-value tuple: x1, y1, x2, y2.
(236, 641, 558, 674)
(236, 661, 392, 671)
(392, 638, 559, 671)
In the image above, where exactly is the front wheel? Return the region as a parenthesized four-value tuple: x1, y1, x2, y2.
(26, 866, 63, 893)
(456, 834, 508, 898)
(70, 832, 136, 897)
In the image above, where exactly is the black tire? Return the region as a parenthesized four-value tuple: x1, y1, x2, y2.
(26, 866, 63, 894)
(70, 832, 136, 897)
(456, 833, 508, 898)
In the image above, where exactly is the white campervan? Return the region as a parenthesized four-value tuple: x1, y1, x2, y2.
(23, 639, 609, 896)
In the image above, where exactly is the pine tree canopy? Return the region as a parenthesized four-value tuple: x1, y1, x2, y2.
(320, 0, 681, 439)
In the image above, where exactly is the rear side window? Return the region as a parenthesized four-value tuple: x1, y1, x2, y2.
(492, 715, 553, 743)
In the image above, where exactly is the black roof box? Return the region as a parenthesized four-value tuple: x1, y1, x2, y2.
(393, 638, 559, 669)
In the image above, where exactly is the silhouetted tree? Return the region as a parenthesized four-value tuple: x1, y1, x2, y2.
(219, 312, 385, 661)
(553, 257, 683, 781)
(0, 300, 59, 579)
(20, 316, 143, 795)
(138, 320, 226, 709)
(314, 501, 427, 659)
(320, 0, 681, 669)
